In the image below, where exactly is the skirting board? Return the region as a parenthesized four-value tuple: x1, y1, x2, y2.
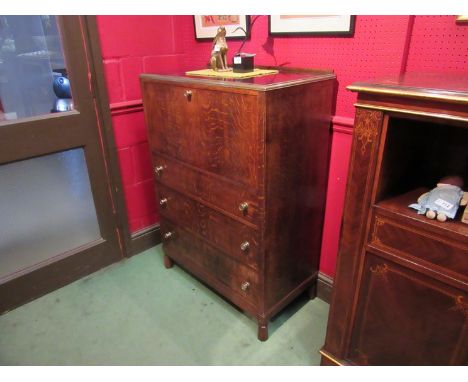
(130, 224, 161, 256)
(317, 272, 333, 304)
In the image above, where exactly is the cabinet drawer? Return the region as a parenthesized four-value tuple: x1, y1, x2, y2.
(157, 184, 260, 270)
(152, 153, 261, 228)
(161, 220, 260, 306)
(369, 212, 468, 281)
(143, 82, 262, 189)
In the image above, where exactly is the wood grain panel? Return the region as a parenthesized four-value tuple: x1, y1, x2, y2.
(143, 81, 262, 189)
(264, 80, 335, 311)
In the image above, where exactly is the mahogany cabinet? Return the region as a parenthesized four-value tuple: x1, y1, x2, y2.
(141, 68, 335, 340)
(321, 73, 468, 365)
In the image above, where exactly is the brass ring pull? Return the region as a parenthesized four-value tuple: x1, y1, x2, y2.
(241, 281, 250, 291)
(240, 241, 250, 252)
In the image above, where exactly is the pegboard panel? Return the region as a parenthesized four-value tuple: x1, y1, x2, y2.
(406, 16, 468, 73)
(179, 16, 412, 118)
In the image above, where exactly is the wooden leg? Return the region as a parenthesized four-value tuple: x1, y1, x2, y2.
(163, 254, 173, 269)
(308, 282, 317, 300)
(257, 320, 269, 341)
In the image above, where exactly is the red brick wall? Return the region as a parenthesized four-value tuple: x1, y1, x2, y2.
(96, 16, 186, 232)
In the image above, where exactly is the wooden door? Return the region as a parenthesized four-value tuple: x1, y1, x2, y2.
(0, 16, 124, 313)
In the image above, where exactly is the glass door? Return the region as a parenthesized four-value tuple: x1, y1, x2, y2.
(0, 16, 123, 312)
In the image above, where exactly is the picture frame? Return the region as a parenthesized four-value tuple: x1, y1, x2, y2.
(193, 15, 250, 41)
(269, 15, 355, 36)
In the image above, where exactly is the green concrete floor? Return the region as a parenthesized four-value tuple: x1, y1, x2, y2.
(0, 245, 329, 365)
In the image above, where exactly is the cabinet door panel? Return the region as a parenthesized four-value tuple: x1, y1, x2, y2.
(143, 82, 261, 189)
(348, 253, 468, 365)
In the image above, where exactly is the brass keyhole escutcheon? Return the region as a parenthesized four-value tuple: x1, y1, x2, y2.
(184, 90, 193, 101)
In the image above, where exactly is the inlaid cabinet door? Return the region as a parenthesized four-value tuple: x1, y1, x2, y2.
(142, 81, 262, 190)
(347, 253, 468, 365)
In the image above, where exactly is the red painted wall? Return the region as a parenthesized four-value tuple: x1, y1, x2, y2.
(405, 16, 468, 73)
(96, 16, 467, 276)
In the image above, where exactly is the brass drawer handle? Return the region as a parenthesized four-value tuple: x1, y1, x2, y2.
(241, 281, 250, 291)
(240, 241, 250, 252)
(184, 90, 193, 101)
(159, 198, 168, 208)
(163, 231, 174, 241)
(154, 165, 165, 177)
(239, 202, 249, 214)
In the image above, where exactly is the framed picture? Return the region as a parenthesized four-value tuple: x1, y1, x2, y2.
(193, 15, 250, 41)
(269, 15, 355, 36)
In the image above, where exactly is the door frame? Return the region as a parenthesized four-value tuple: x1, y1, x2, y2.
(0, 16, 131, 314)
(84, 16, 161, 257)
(84, 16, 161, 255)
(83, 16, 132, 254)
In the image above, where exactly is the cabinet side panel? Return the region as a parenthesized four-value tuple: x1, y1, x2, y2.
(264, 80, 334, 312)
(322, 108, 384, 358)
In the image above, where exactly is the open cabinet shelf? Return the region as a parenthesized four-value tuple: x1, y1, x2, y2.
(374, 188, 468, 240)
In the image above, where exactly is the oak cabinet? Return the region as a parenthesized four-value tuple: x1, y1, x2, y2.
(141, 68, 335, 340)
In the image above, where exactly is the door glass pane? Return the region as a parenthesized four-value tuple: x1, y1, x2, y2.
(0, 15, 73, 121)
(0, 148, 100, 279)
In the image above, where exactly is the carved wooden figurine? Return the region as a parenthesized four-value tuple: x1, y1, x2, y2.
(210, 26, 229, 71)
